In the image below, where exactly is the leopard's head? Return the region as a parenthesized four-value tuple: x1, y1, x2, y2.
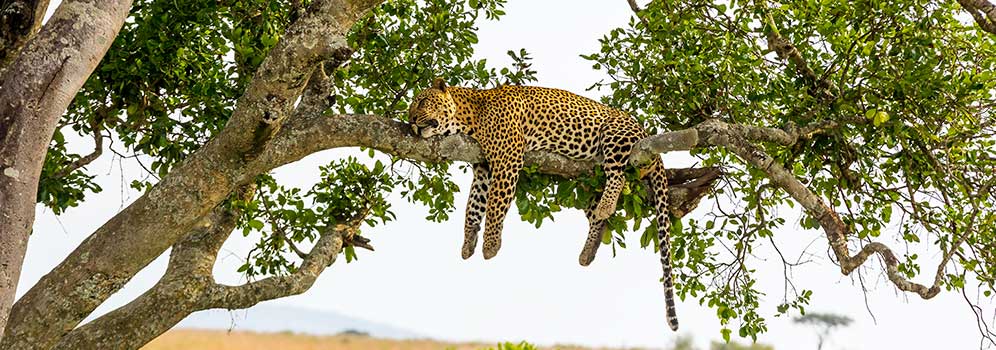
(408, 77, 464, 138)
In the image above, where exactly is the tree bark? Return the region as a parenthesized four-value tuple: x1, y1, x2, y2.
(53, 197, 241, 349)
(53, 198, 358, 349)
(0, 0, 131, 343)
(0, 0, 50, 72)
(1, 1, 383, 348)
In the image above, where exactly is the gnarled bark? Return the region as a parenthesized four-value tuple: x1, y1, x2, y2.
(0, 0, 131, 343)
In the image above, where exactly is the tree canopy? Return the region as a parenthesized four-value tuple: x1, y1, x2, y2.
(1, 0, 995, 348)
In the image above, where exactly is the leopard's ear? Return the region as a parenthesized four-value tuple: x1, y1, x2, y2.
(432, 77, 447, 92)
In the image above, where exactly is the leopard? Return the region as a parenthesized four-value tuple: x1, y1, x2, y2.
(408, 77, 679, 331)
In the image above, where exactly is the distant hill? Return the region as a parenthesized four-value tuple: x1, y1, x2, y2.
(175, 304, 422, 339)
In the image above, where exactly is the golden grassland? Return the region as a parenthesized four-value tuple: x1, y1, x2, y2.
(143, 329, 628, 350)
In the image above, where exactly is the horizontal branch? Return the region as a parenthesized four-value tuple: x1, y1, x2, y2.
(257, 113, 719, 217)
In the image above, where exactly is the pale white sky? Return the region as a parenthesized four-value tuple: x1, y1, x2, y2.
(21, 1, 990, 349)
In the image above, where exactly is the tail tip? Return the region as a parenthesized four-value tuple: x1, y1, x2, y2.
(668, 320, 679, 331)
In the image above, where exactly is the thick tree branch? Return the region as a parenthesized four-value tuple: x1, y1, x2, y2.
(958, 0, 996, 35)
(256, 113, 718, 217)
(201, 219, 354, 310)
(3, 1, 384, 348)
(0, 0, 132, 345)
(55, 196, 364, 349)
(54, 186, 259, 349)
(52, 201, 242, 349)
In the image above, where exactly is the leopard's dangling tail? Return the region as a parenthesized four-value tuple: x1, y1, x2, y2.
(648, 160, 679, 331)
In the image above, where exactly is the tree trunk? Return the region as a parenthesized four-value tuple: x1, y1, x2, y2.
(1, 1, 382, 348)
(0, 0, 131, 343)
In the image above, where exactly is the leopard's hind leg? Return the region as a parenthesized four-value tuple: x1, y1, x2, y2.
(591, 128, 640, 221)
(579, 193, 607, 266)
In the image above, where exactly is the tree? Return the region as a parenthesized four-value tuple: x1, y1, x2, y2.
(793, 313, 853, 350)
(584, 0, 996, 343)
(0, 0, 133, 340)
(0, 0, 992, 349)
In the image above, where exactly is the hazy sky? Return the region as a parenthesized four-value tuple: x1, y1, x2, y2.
(21, 1, 990, 349)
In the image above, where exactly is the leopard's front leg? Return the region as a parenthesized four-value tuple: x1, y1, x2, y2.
(480, 154, 523, 259)
(579, 194, 607, 266)
(462, 163, 490, 259)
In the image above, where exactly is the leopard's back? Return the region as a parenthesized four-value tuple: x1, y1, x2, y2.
(476, 85, 647, 160)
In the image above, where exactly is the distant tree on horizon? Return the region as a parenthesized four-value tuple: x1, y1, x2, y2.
(793, 312, 853, 350)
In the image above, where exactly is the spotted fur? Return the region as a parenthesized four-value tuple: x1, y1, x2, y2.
(409, 78, 679, 331)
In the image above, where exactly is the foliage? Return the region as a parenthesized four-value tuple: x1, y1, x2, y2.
(582, 0, 996, 343)
(331, 0, 536, 224)
(477, 341, 539, 350)
(43, 0, 294, 213)
(710, 340, 775, 350)
(232, 157, 396, 277)
(793, 312, 853, 329)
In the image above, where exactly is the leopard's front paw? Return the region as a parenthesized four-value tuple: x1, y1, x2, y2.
(462, 236, 477, 260)
(462, 224, 479, 259)
(483, 236, 501, 259)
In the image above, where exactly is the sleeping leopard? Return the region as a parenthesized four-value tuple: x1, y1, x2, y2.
(408, 78, 679, 331)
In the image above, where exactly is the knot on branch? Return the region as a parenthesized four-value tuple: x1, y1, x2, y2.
(343, 234, 374, 251)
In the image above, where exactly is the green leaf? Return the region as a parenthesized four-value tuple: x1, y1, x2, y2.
(248, 219, 264, 231)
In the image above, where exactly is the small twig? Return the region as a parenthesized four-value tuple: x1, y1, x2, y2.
(52, 120, 105, 179)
